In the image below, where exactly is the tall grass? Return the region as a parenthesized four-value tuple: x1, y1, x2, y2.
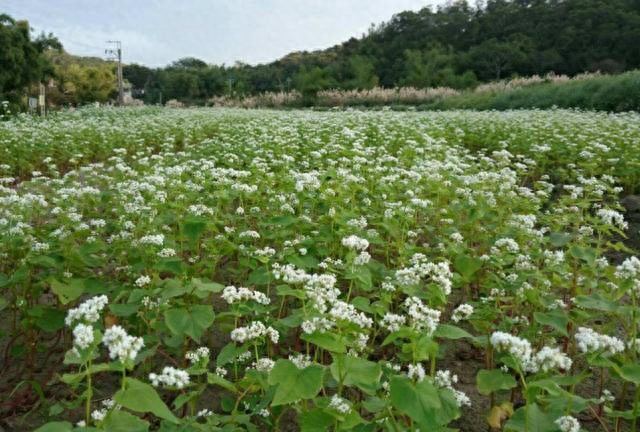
(423, 70, 640, 112)
(208, 70, 640, 112)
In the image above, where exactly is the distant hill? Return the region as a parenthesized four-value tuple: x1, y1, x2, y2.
(122, 0, 640, 104)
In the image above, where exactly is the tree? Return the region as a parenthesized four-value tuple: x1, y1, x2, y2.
(123, 64, 154, 91)
(0, 14, 61, 106)
(346, 56, 378, 90)
(294, 66, 336, 102)
(66, 64, 116, 104)
(170, 57, 208, 70)
(465, 38, 527, 80)
(46, 51, 116, 106)
(401, 45, 468, 88)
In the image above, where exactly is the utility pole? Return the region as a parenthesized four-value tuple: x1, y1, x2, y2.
(38, 82, 46, 116)
(106, 40, 124, 105)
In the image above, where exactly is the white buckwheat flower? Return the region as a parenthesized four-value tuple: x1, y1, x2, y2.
(615, 256, 640, 279)
(407, 363, 426, 382)
(329, 395, 351, 414)
(135, 275, 151, 287)
(555, 415, 580, 432)
(451, 304, 474, 323)
(490, 331, 533, 367)
(530, 346, 572, 373)
(65, 295, 109, 326)
(221, 286, 270, 305)
(102, 325, 144, 363)
(72, 323, 94, 350)
(185, 346, 210, 364)
(254, 357, 275, 373)
(149, 366, 190, 389)
(575, 327, 624, 356)
(230, 321, 279, 344)
(381, 313, 406, 332)
(289, 354, 312, 369)
(341, 235, 369, 251)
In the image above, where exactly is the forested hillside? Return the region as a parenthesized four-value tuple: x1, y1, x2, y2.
(123, 0, 640, 104)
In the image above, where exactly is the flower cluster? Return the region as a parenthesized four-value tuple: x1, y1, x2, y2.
(186, 346, 210, 364)
(404, 296, 441, 335)
(149, 366, 190, 389)
(65, 295, 109, 326)
(575, 327, 625, 356)
(451, 304, 474, 323)
(222, 285, 270, 305)
(230, 321, 280, 344)
(102, 325, 145, 363)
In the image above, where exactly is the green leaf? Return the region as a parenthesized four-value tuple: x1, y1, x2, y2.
(33, 307, 65, 332)
(604, 406, 639, 420)
(268, 360, 324, 406)
(476, 369, 517, 395)
(302, 332, 346, 353)
(50, 279, 84, 305)
(533, 311, 569, 337)
(269, 215, 298, 227)
(339, 410, 366, 429)
(29, 255, 60, 269)
(161, 279, 188, 299)
(207, 372, 237, 393)
(109, 303, 140, 317)
(191, 278, 224, 296)
(617, 364, 640, 385)
(173, 392, 198, 410)
(389, 376, 441, 427)
(182, 219, 207, 241)
(504, 403, 559, 432)
(381, 328, 414, 346)
(362, 397, 387, 413)
(352, 266, 372, 290)
(413, 335, 438, 362)
(454, 255, 482, 281)
(330, 355, 381, 395)
(276, 284, 305, 299)
(351, 296, 374, 313)
(434, 324, 473, 340)
(110, 303, 139, 317)
(217, 342, 240, 367)
(33, 422, 73, 432)
(164, 305, 214, 342)
(103, 410, 150, 432)
(114, 378, 179, 423)
(569, 246, 596, 264)
(248, 267, 272, 285)
(156, 259, 184, 276)
(299, 408, 334, 432)
(573, 293, 619, 312)
(548, 232, 572, 247)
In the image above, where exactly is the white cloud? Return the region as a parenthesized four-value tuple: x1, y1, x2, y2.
(4, 0, 445, 67)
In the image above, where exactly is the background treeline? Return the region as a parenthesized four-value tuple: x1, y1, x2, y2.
(2, 0, 640, 111)
(0, 13, 118, 112)
(122, 0, 640, 105)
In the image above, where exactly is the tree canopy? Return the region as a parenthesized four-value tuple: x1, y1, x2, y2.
(4, 0, 640, 107)
(122, 0, 640, 105)
(0, 14, 60, 105)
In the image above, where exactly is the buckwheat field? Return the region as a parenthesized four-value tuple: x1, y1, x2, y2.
(2, 107, 640, 432)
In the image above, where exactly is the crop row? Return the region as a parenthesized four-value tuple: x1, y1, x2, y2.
(0, 108, 638, 431)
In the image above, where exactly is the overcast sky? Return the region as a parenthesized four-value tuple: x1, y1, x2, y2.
(4, 1, 445, 67)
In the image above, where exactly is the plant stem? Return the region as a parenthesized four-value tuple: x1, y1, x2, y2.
(85, 359, 93, 424)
